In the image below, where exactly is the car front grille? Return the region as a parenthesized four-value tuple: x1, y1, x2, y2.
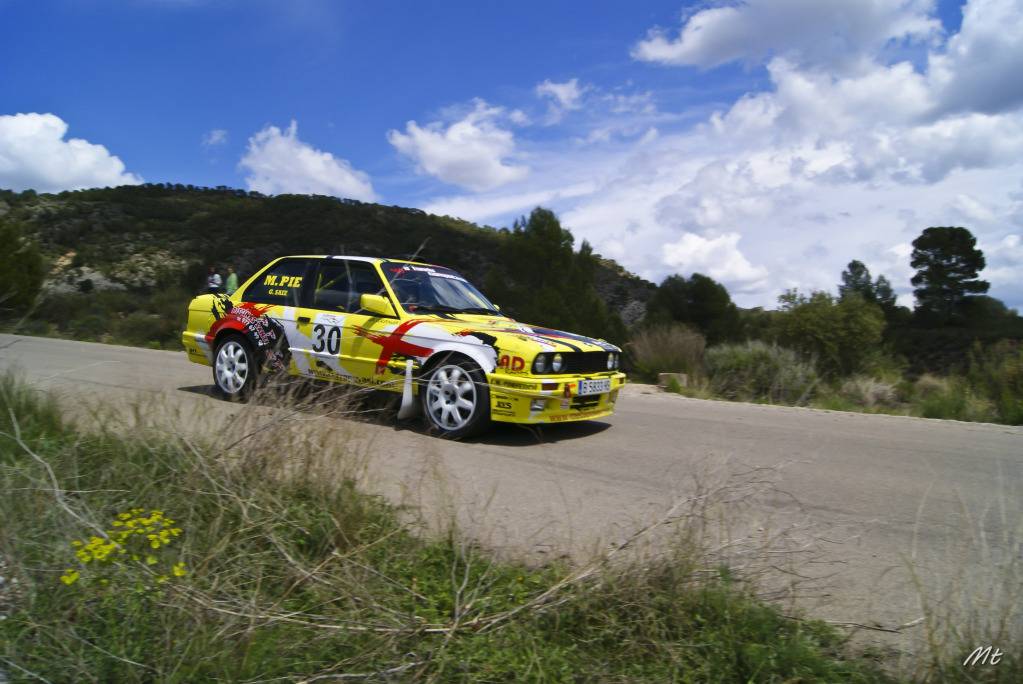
(559, 351, 612, 374)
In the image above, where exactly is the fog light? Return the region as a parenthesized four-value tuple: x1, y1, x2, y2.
(530, 399, 547, 412)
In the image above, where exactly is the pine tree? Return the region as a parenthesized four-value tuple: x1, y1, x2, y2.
(911, 226, 989, 323)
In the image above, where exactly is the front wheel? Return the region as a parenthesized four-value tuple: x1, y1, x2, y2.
(213, 336, 257, 400)
(420, 358, 490, 439)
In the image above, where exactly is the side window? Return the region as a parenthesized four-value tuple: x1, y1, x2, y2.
(312, 260, 389, 314)
(243, 259, 311, 306)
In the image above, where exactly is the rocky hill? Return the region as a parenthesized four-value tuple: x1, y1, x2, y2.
(0, 184, 654, 328)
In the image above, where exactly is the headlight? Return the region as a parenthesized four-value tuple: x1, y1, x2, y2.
(533, 354, 549, 374)
(607, 353, 615, 370)
(551, 353, 563, 372)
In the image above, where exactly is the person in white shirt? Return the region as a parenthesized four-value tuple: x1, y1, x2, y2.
(206, 266, 223, 294)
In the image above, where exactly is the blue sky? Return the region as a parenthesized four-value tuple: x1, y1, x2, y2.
(2, 0, 1022, 310)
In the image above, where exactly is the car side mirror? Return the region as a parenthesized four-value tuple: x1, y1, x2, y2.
(360, 293, 396, 317)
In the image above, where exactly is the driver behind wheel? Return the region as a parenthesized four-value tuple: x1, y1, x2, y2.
(393, 277, 426, 310)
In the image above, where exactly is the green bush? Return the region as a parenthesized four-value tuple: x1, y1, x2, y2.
(628, 323, 706, 379)
(0, 219, 45, 314)
(13, 288, 188, 349)
(912, 374, 995, 422)
(705, 341, 819, 405)
(773, 290, 884, 377)
(966, 341, 1023, 425)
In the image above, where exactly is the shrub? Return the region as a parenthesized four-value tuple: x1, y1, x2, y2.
(966, 341, 1023, 425)
(705, 341, 818, 405)
(839, 376, 899, 408)
(772, 290, 884, 377)
(0, 219, 45, 314)
(914, 373, 948, 399)
(913, 375, 995, 422)
(628, 323, 706, 379)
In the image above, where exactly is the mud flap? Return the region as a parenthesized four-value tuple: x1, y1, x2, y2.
(397, 359, 420, 420)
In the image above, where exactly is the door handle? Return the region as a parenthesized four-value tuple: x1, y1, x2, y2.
(298, 316, 311, 323)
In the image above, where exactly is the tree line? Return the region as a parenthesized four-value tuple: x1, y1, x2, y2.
(645, 225, 1021, 377)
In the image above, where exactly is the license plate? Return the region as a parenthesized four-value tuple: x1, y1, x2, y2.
(577, 378, 611, 396)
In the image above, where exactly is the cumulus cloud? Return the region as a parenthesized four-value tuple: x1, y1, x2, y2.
(631, 0, 940, 71)
(0, 113, 141, 192)
(387, 99, 528, 192)
(985, 233, 1023, 291)
(408, 0, 1023, 309)
(662, 232, 769, 292)
(930, 0, 1023, 115)
(239, 121, 376, 201)
(202, 128, 228, 147)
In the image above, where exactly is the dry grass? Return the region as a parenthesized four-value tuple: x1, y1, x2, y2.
(840, 376, 900, 409)
(627, 323, 706, 380)
(0, 372, 907, 682)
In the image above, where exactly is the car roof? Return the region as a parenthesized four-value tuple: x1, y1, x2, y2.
(279, 255, 440, 268)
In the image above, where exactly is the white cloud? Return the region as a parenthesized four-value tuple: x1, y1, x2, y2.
(509, 109, 530, 125)
(930, 0, 1023, 115)
(423, 181, 598, 222)
(0, 113, 141, 192)
(405, 0, 1023, 310)
(536, 78, 588, 122)
(387, 99, 528, 192)
(239, 120, 376, 201)
(984, 232, 1023, 292)
(202, 128, 228, 147)
(631, 0, 940, 71)
(662, 232, 769, 292)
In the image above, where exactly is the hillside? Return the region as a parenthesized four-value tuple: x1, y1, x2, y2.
(0, 184, 654, 330)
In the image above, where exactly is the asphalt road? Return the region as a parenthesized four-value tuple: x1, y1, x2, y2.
(2, 333, 1021, 658)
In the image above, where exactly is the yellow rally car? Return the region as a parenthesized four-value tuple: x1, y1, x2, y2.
(182, 256, 625, 437)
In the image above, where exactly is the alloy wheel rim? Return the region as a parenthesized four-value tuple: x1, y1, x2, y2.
(426, 365, 476, 431)
(215, 341, 249, 394)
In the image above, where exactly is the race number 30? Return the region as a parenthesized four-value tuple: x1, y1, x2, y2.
(312, 324, 341, 354)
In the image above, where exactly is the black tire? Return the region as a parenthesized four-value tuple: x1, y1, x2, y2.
(212, 334, 258, 400)
(419, 356, 490, 439)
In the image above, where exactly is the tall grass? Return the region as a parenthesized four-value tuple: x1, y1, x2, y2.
(966, 341, 1023, 425)
(628, 323, 706, 380)
(0, 373, 902, 682)
(705, 341, 819, 405)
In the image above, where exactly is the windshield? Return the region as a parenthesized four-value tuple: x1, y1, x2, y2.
(381, 261, 499, 315)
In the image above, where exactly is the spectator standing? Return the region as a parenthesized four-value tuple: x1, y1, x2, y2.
(225, 266, 239, 295)
(206, 266, 223, 294)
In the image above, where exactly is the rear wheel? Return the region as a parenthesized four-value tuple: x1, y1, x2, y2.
(213, 336, 257, 400)
(420, 357, 490, 439)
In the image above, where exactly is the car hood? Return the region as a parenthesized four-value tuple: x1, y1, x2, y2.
(408, 313, 621, 355)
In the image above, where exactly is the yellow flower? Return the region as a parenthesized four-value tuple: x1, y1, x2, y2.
(172, 562, 187, 577)
(60, 569, 80, 585)
(146, 555, 158, 565)
(155, 575, 169, 584)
